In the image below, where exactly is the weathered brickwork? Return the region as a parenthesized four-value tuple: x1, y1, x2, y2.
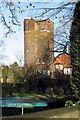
(24, 18, 54, 74)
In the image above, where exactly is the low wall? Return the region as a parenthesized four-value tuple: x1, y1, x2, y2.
(2, 106, 80, 119)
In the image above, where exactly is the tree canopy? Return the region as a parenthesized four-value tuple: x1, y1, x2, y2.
(69, 1, 80, 98)
(2, 62, 24, 83)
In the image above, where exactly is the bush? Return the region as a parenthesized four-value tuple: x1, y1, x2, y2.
(65, 100, 75, 107)
(2, 82, 30, 97)
(2, 83, 11, 97)
(53, 70, 73, 96)
(65, 100, 80, 107)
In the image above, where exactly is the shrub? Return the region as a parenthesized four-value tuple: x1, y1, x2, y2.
(65, 100, 80, 107)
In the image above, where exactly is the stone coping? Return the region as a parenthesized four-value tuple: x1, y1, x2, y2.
(2, 106, 80, 119)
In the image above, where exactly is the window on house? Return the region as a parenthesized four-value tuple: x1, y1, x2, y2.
(43, 70, 47, 74)
(64, 68, 68, 75)
(64, 68, 72, 75)
(55, 65, 59, 69)
(47, 70, 50, 76)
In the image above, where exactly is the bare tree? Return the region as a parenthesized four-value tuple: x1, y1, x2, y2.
(0, 39, 6, 62)
(13, 50, 24, 67)
(0, 0, 77, 53)
(0, 0, 20, 37)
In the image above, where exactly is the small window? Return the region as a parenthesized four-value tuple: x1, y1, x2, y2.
(64, 68, 72, 75)
(24, 19, 34, 31)
(37, 22, 46, 30)
(64, 68, 68, 75)
(47, 70, 50, 76)
(26, 26, 28, 29)
(26, 21, 28, 23)
(38, 70, 42, 73)
(43, 70, 46, 74)
(27, 49, 29, 52)
(56, 65, 59, 69)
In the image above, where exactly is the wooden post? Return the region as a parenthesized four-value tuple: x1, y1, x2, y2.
(22, 107, 24, 115)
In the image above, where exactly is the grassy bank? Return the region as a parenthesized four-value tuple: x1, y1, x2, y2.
(4, 93, 53, 99)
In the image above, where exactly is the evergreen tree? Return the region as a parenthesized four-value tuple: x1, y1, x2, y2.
(70, 1, 80, 97)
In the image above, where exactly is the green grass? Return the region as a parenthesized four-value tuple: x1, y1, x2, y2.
(11, 93, 52, 99)
(4, 92, 68, 100)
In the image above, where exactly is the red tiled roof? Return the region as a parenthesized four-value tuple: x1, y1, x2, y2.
(54, 53, 71, 68)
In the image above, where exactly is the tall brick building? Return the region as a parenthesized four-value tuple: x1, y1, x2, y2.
(24, 18, 54, 75)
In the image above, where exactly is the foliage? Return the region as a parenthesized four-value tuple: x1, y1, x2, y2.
(65, 100, 80, 107)
(71, 84, 79, 97)
(69, 1, 80, 98)
(2, 82, 51, 98)
(10, 62, 24, 83)
(8, 69, 14, 83)
(2, 62, 24, 83)
(65, 100, 75, 107)
(24, 71, 54, 95)
(2, 83, 15, 97)
(12, 93, 51, 99)
(53, 70, 72, 95)
(2, 82, 29, 97)
(2, 65, 9, 82)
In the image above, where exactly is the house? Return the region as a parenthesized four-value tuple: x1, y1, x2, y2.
(54, 52, 72, 75)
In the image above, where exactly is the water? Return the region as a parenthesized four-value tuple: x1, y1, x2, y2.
(1, 97, 65, 116)
(0, 97, 48, 107)
(0, 98, 49, 116)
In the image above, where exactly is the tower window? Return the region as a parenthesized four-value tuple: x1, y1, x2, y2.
(26, 21, 28, 23)
(24, 19, 34, 31)
(26, 26, 28, 29)
(37, 22, 46, 30)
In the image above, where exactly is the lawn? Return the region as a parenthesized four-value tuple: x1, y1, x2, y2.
(9, 93, 52, 99)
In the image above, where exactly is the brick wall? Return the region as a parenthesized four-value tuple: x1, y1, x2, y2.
(24, 18, 54, 74)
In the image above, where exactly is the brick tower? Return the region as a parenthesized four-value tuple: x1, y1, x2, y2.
(24, 18, 54, 75)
